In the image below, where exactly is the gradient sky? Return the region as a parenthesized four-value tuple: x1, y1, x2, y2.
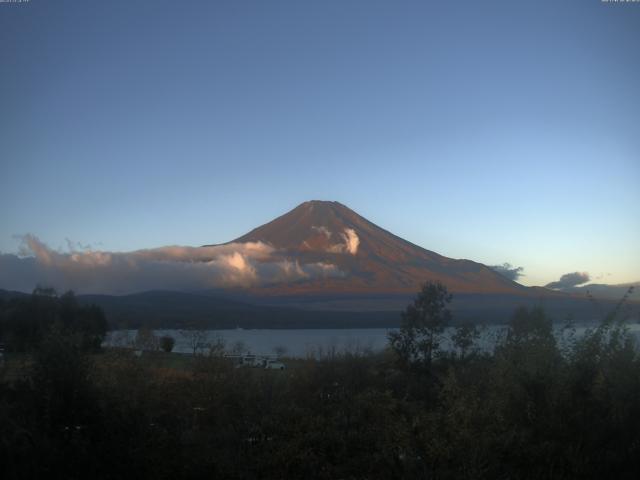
(1, 0, 639, 288)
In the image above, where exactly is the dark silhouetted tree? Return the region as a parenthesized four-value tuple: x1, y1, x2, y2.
(135, 327, 158, 351)
(452, 322, 480, 360)
(0, 288, 106, 352)
(388, 281, 452, 369)
(160, 335, 175, 353)
(181, 328, 208, 356)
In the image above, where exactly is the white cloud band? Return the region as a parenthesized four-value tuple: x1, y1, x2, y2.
(0, 235, 343, 295)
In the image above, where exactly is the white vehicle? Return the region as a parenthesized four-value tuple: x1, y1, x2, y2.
(224, 353, 285, 370)
(265, 359, 286, 370)
(241, 354, 263, 367)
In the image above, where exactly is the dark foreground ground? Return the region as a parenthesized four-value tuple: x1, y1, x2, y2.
(1, 288, 639, 479)
(2, 319, 640, 480)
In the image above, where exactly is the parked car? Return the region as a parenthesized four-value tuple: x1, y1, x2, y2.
(225, 353, 285, 370)
(265, 360, 285, 370)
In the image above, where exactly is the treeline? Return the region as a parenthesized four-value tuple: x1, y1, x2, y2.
(0, 287, 107, 352)
(0, 284, 639, 479)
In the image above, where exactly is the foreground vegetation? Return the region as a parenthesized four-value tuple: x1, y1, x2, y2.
(1, 286, 639, 479)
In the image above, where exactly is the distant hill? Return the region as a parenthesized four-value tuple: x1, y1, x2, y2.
(4, 288, 635, 329)
(73, 290, 399, 329)
(551, 282, 639, 300)
(0, 289, 29, 301)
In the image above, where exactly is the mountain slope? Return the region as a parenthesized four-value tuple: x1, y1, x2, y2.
(217, 200, 532, 296)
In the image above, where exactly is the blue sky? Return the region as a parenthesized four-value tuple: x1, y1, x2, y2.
(1, 0, 638, 287)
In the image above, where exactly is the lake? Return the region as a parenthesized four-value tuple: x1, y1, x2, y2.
(104, 323, 640, 358)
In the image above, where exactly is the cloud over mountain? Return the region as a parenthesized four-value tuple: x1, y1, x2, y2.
(327, 228, 360, 255)
(0, 234, 342, 295)
(489, 263, 524, 281)
(546, 271, 590, 290)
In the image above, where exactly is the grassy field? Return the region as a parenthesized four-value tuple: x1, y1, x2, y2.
(0, 348, 310, 386)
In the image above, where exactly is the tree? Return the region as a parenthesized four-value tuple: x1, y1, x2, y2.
(504, 305, 555, 350)
(181, 328, 208, 356)
(208, 334, 226, 356)
(160, 335, 175, 353)
(32, 325, 96, 433)
(135, 327, 158, 351)
(273, 345, 288, 358)
(388, 281, 452, 369)
(451, 322, 480, 360)
(230, 340, 246, 355)
(0, 288, 106, 353)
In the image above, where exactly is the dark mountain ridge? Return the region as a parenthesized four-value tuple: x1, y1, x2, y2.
(2, 288, 633, 329)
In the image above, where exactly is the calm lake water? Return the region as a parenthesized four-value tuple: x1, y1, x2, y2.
(104, 324, 640, 358)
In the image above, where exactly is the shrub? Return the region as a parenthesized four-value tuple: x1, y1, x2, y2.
(159, 335, 175, 353)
